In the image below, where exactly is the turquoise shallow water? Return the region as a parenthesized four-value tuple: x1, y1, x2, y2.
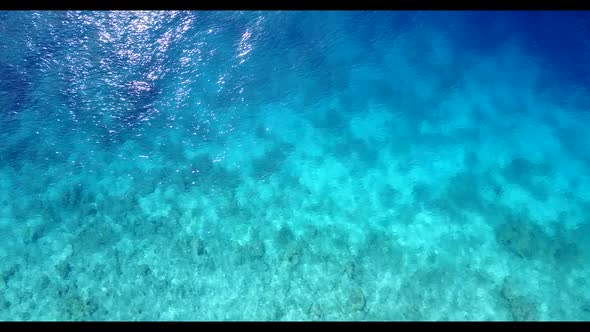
(1, 11, 590, 320)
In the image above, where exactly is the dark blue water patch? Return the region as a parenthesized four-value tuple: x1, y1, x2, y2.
(458, 11, 590, 88)
(60, 66, 160, 124)
(0, 63, 30, 114)
(517, 11, 590, 87)
(123, 81, 162, 117)
(0, 137, 32, 168)
(351, 11, 416, 40)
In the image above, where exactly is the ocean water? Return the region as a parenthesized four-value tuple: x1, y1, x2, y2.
(1, 10, 590, 321)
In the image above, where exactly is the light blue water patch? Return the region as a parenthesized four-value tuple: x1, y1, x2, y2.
(1, 11, 590, 321)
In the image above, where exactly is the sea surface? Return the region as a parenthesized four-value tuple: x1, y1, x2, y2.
(1, 11, 590, 320)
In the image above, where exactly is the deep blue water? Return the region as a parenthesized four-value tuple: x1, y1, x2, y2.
(0, 11, 589, 320)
